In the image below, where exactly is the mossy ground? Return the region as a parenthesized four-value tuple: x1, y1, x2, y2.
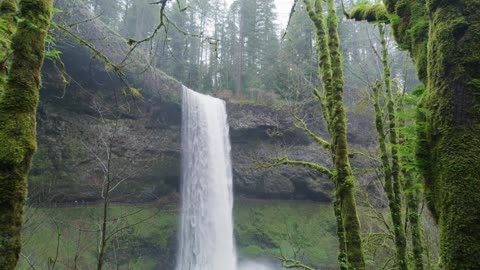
(18, 200, 338, 269)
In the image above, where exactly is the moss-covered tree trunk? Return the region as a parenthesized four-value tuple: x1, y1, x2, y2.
(419, 4, 480, 268)
(326, 1, 365, 269)
(403, 169, 424, 270)
(378, 24, 409, 270)
(304, 1, 349, 268)
(304, 0, 365, 268)
(347, 0, 480, 268)
(0, 0, 53, 268)
(372, 80, 407, 270)
(0, 0, 16, 92)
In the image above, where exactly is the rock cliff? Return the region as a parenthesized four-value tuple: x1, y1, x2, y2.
(29, 0, 384, 206)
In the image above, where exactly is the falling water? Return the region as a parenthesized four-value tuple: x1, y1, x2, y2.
(176, 85, 237, 270)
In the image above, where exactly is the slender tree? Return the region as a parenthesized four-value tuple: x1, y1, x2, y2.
(273, 0, 367, 268)
(397, 86, 425, 270)
(0, 0, 53, 268)
(378, 23, 408, 270)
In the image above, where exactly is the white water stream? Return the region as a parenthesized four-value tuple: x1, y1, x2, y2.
(177, 86, 277, 270)
(177, 86, 237, 270)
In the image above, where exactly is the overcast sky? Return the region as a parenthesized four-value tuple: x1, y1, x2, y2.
(223, 0, 295, 30)
(275, 0, 295, 29)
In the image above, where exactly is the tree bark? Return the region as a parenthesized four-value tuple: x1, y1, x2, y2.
(0, 0, 53, 268)
(304, 0, 365, 268)
(379, 24, 409, 270)
(347, 1, 480, 268)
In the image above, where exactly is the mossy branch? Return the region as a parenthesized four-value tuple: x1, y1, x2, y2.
(291, 113, 331, 149)
(341, 1, 389, 23)
(276, 255, 316, 270)
(254, 154, 333, 179)
(54, 22, 142, 105)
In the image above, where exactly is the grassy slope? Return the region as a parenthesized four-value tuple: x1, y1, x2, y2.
(19, 200, 337, 269)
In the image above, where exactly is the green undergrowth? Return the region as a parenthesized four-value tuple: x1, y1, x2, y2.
(18, 200, 338, 269)
(234, 200, 338, 268)
(19, 205, 178, 269)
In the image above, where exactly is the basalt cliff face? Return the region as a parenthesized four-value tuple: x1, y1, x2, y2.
(33, 82, 339, 204)
(30, 0, 383, 206)
(34, 74, 380, 205)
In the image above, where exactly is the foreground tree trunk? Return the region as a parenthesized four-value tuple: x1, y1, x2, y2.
(0, 0, 53, 268)
(346, 1, 480, 268)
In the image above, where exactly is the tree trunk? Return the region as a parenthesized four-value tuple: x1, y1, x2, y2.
(304, 0, 365, 268)
(0, 0, 53, 268)
(326, 0, 365, 268)
(346, 1, 480, 268)
(379, 24, 409, 270)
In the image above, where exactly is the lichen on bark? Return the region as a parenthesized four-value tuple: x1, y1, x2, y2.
(0, 0, 53, 268)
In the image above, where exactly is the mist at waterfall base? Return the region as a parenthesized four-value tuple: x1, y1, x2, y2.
(177, 86, 278, 270)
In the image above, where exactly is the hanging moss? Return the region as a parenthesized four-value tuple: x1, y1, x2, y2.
(0, 0, 53, 268)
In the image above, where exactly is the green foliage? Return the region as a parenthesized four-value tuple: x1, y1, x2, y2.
(234, 201, 338, 268)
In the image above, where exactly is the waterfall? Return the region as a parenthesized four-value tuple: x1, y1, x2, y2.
(177, 85, 237, 270)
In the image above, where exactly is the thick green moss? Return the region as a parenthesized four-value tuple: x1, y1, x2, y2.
(0, 0, 53, 268)
(326, 0, 365, 268)
(0, 0, 17, 93)
(349, 3, 389, 23)
(421, 3, 480, 268)
(348, 0, 480, 268)
(346, 1, 429, 82)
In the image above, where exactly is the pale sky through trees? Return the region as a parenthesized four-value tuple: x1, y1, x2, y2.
(274, 0, 295, 28)
(224, 0, 295, 30)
